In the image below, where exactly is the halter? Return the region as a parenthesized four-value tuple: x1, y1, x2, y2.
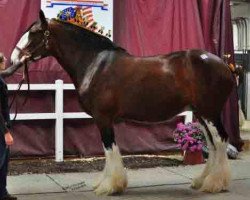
(15, 29, 50, 61)
(10, 28, 50, 121)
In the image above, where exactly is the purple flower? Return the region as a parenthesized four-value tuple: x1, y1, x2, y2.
(173, 122, 206, 152)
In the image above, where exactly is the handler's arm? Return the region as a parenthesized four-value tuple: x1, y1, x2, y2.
(0, 61, 24, 78)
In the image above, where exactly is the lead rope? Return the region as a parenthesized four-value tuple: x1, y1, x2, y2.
(9, 28, 49, 122)
(9, 60, 30, 121)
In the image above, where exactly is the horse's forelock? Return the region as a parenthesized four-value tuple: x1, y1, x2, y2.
(24, 18, 49, 34)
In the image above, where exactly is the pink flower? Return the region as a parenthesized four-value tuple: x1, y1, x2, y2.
(190, 145, 197, 152)
(197, 144, 203, 150)
(173, 122, 206, 152)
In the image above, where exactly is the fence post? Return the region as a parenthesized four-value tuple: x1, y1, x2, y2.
(55, 80, 64, 162)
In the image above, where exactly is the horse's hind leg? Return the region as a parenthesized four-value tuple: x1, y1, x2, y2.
(93, 123, 127, 195)
(191, 116, 216, 190)
(200, 118, 231, 193)
(192, 116, 231, 193)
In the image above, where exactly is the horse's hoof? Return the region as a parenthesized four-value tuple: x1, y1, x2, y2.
(200, 174, 229, 193)
(191, 177, 204, 190)
(94, 179, 113, 196)
(93, 176, 127, 196)
(93, 181, 101, 190)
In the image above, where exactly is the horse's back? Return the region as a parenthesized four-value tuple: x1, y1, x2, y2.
(82, 49, 234, 123)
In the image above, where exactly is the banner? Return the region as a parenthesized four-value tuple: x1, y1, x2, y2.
(41, 0, 113, 40)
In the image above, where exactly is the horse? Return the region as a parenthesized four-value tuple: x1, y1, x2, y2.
(5, 10, 234, 195)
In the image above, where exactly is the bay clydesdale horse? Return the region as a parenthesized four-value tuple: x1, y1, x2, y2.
(2, 10, 234, 195)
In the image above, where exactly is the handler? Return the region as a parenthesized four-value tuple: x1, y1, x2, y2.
(0, 52, 27, 200)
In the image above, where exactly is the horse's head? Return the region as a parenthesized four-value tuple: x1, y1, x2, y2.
(11, 10, 51, 65)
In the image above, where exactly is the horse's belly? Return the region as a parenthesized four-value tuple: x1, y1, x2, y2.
(120, 97, 188, 123)
(122, 108, 185, 123)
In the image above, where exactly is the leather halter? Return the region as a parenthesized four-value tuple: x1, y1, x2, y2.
(10, 29, 51, 121)
(15, 29, 50, 61)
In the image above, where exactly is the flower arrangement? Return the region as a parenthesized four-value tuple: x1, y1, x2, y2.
(173, 122, 206, 152)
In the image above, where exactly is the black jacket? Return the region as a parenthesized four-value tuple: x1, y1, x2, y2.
(0, 76, 11, 135)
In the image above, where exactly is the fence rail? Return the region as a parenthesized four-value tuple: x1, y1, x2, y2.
(8, 79, 193, 162)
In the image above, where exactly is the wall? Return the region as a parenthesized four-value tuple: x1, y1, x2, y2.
(231, 3, 250, 18)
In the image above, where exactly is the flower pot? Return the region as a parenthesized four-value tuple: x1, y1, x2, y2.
(183, 150, 204, 165)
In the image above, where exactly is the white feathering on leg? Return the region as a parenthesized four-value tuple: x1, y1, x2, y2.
(199, 121, 231, 193)
(192, 120, 231, 192)
(191, 122, 215, 189)
(94, 144, 127, 195)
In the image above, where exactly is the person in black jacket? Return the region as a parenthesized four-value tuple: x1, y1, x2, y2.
(0, 52, 29, 200)
(0, 52, 28, 200)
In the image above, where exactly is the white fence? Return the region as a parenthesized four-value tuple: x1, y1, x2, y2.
(8, 80, 193, 162)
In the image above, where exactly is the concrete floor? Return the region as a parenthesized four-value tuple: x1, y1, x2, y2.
(7, 152, 250, 200)
(15, 179, 250, 200)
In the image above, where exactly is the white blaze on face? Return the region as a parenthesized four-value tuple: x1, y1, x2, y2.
(11, 31, 30, 64)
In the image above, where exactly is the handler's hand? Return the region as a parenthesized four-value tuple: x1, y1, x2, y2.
(5, 131, 14, 146)
(20, 54, 31, 63)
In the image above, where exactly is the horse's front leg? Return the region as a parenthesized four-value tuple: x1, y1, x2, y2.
(93, 124, 127, 195)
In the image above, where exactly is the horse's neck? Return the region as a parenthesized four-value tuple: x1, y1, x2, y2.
(54, 49, 97, 88)
(50, 22, 125, 88)
(51, 28, 102, 88)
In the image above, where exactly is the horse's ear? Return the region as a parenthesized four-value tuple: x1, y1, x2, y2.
(39, 10, 48, 29)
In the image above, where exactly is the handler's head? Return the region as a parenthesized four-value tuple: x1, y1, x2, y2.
(0, 52, 7, 70)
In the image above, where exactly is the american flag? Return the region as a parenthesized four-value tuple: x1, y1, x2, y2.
(57, 6, 111, 38)
(80, 6, 94, 28)
(57, 6, 95, 28)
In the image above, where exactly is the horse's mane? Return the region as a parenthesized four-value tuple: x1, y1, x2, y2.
(52, 19, 126, 53)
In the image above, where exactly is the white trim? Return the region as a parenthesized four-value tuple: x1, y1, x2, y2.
(94, 144, 127, 195)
